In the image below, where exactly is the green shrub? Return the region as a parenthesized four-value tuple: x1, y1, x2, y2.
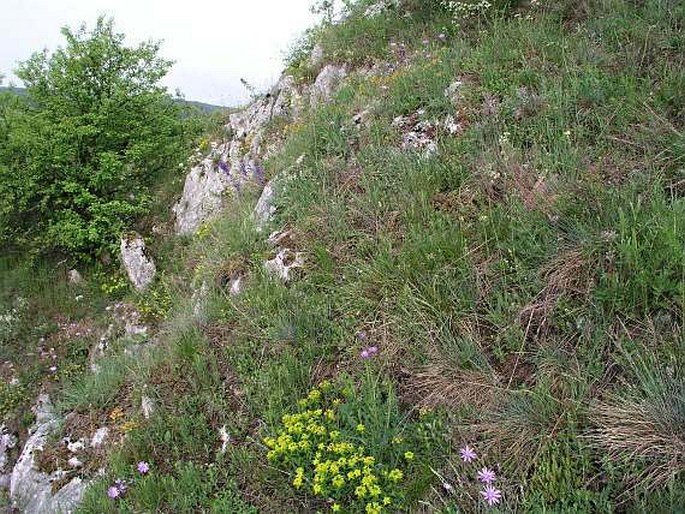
(0, 17, 197, 260)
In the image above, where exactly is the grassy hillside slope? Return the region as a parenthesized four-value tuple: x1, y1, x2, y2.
(2, 0, 683, 512)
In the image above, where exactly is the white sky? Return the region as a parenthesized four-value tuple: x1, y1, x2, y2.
(0, 0, 319, 106)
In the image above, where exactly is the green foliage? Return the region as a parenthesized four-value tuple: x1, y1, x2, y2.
(135, 274, 173, 322)
(79, 461, 257, 514)
(0, 17, 197, 260)
(264, 375, 439, 512)
(0, 380, 29, 422)
(284, 28, 319, 83)
(95, 269, 130, 298)
(525, 433, 613, 512)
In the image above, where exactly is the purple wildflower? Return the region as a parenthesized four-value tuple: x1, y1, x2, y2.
(459, 445, 477, 463)
(137, 461, 150, 474)
(477, 467, 496, 484)
(253, 162, 265, 185)
(360, 346, 378, 359)
(356, 330, 368, 341)
(217, 160, 230, 175)
(231, 176, 242, 195)
(107, 486, 120, 499)
(114, 479, 128, 495)
(480, 485, 502, 507)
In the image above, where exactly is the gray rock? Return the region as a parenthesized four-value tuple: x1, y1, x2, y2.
(1, 424, 17, 489)
(267, 229, 292, 247)
(67, 269, 82, 284)
(229, 276, 244, 297)
(120, 233, 156, 291)
(67, 458, 82, 469)
(124, 316, 148, 338)
(218, 425, 231, 454)
(364, 1, 387, 16)
(445, 79, 464, 106)
(141, 396, 155, 420)
(309, 43, 325, 69)
(391, 111, 439, 156)
(310, 65, 348, 108)
(264, 249, 305, 282)
(229, 75, 299, 139)
(254, 180, 278, 232)
(65, 438, 86, 454)
(172, 149, 232, 236)
(10, 395, 88, 514)
(90, 427, 109, 449)
(443, 115, 462, 135)
(174, 76, 303, 236)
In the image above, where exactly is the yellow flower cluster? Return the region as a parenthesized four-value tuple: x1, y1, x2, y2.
(264, 382, 407, 513)
(120, 419, 139, 434)
(109, 407, 125, 421)
(283, 120, 305, 137)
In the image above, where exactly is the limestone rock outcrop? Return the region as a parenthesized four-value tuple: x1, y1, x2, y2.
(120, 233, 156, 291)
(173, 75, 304, 235)
(9, 396, 88, 514)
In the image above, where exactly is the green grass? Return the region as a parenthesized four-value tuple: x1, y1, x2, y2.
(3, 0, 685, 512)
(0, 256, 110, 428)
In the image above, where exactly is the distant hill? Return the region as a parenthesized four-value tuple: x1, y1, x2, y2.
(178, 99, 227, 113)
(0, 86, 27, 96)
(0, 86, 226, 112)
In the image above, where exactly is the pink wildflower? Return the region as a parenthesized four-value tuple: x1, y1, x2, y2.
(459, 445, 477, 463)
(480, 485, 502, 507)
(477, 467, 496, 484)
(360, 346, 379, 359)
(114, 479, 128, 495)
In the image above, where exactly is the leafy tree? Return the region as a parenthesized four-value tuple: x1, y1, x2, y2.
(0, 17, 192, 260)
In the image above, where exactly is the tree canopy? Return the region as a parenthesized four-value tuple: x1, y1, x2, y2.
(0, 17, 192, 260)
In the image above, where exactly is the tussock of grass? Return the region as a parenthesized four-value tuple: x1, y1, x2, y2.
(590, 342, 685, 493)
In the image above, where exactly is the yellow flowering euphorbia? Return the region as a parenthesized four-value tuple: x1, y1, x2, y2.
(263, 381, 413, 512)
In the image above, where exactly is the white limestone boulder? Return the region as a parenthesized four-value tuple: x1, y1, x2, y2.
(120, 233, 156, 291)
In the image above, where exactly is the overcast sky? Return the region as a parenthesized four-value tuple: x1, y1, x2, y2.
(0, 0, 319, 106)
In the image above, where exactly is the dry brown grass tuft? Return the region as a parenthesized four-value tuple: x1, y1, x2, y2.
(588, 354, 685, 494)
(590, 398, 685, 490)
(214, 255, 248, 290)
(407, 365, 501, 410)
(510, 163, 558, 216)
(519, 247, 595, 337)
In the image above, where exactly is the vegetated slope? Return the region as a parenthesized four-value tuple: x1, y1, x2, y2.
(4, 0, 683, 512)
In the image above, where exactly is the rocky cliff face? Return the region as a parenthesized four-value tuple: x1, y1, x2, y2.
(173, 76, 299, 235)
(172, 64, 347, 236)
